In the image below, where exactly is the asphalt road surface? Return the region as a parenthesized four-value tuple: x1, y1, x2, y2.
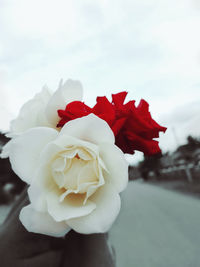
(110, 181, 200, 267)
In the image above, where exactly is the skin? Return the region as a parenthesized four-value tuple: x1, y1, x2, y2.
(0, 188, 116, 267)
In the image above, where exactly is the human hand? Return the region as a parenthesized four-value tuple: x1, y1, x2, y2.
(0, 188, 65, 267)
(0, 188, 116, 267)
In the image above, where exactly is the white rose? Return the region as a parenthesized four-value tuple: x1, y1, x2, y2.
(7, 114, 128, 237)
(9, 79, 83, 136)
(1, 79, 83, 158)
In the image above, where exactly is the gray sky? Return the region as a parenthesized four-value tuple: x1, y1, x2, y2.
(0, 0, 200, 163)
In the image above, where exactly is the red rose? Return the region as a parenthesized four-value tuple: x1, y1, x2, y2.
(57, 92, 167, 155)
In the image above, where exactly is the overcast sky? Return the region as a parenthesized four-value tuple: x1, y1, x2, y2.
(0, 0, 200, 163)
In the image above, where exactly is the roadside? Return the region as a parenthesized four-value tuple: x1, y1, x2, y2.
(148, 180, 200, 199)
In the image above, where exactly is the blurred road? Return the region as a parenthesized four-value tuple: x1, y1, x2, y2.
(110, 181, 200, 267)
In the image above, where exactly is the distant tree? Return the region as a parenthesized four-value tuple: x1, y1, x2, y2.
(175, 135, 200, 163)
(138, 152, 162, 181)
(187, 135, 200, 148)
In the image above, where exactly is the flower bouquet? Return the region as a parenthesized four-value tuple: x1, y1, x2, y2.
(1, 79, 166, 237)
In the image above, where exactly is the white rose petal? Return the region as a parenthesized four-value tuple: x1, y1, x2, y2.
(9, 87, 51, 137)
(60, 113, 115, 145)
(46, 190, 96, 221)
(28, 184, 47, 212)
(45, 79, 83, 127)
(66, 184, 121, 234)
(99, 143, 129, 193)
(9, 127, 58, 183)
(20, 205, 70, 237)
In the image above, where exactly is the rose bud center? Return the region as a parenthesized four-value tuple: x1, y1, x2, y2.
(51, 146, 106, 204)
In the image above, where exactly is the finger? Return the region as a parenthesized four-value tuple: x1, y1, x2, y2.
(4, 185, 28, 224)
(20, 249, 63, 267)
(6, 194, 29, 231)
(80, 233, 116, 267)
(60, 230, 83, 267)
(61, 231, 116, 267)
(3, 196, 66, 258)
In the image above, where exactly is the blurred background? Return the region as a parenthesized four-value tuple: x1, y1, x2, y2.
(1, 0, 200, 266)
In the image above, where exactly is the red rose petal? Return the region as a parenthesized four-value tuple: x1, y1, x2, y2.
(112, 91, 128, 107)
